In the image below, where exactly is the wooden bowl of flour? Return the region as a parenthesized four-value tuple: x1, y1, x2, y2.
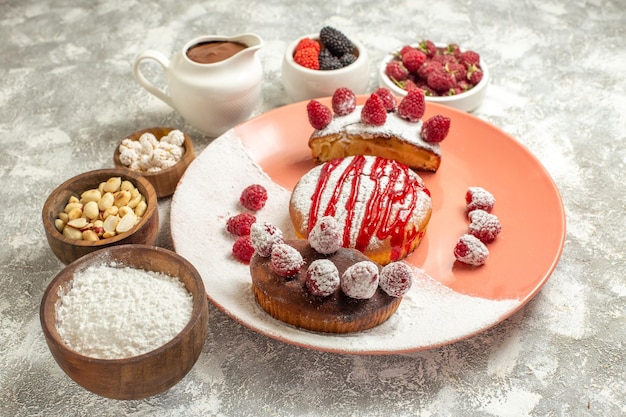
(39, 245, 209, 399)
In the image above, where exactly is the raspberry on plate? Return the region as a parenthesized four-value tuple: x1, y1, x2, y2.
(270, 243, 304, 277)
(307, 100, 333, 129)
(306, 259, 340, 297)
(332, 87, 356, 116)
(468, 209, 502, 243)
(226, 212, 256, 236)
(397, 89, 425, 122)
(361, 93, 387, 126)
(454, 234, 489, 266)
(466, 186, 495, 213)
(341, 261, 380, 299)
(232, 235, 255, 264)
(421, 114, 451, 143)
(240, 184, 268, 211)
(250, 222, 284, 257)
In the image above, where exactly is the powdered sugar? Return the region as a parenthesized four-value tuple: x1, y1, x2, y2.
(170, 131, 522, 353)
(311, 105, 442, 156)
(55, 263, 193, 359)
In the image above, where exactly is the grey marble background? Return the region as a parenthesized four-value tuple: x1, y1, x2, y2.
(1, 0, 624, 416)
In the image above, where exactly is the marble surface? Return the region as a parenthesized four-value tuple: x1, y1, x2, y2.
(1, 0, 624, 415)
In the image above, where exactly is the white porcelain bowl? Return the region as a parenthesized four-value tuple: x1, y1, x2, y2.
(282, 34, 370, 103)
(378, 45, 490, 112)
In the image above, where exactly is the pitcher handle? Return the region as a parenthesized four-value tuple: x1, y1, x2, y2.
(132, 50, 175, 108)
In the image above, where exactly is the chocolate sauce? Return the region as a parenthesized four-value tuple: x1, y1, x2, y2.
(186, 41, 247, 64)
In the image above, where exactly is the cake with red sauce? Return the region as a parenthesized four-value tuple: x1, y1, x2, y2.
(289, 155, 432, 265)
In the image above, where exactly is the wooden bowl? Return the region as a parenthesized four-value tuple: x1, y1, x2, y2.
(40, 244, 209, 399)
(42, 168, 159, 265)
(113, 127, 195, 198)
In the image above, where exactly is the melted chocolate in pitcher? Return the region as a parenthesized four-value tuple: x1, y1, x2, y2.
(186, 41, 247, 64)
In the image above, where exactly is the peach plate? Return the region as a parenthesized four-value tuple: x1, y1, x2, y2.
(171, 97, 566, 354)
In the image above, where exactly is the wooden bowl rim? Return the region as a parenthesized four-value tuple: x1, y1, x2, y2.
(40, 244, 208, 365)
(112, 127, 195, 179)
(41, 168, 158, 248)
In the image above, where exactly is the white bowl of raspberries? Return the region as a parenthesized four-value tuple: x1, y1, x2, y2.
(282, 26, 370, 103)
(378, 40, 489, 112)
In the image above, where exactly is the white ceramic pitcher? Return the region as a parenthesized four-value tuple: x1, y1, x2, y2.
(133, 33, 263, 137)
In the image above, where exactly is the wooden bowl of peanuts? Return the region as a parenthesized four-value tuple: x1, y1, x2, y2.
(40, 244, 209, 399)
(113, 127, 195, 198)
(42, 168, 159, 265)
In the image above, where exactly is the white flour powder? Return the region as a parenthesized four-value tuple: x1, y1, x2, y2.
(55, 264, 193, 359)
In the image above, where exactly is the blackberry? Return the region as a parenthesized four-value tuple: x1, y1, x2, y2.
(340, 53, 357, 67)
(319, 49, 342, 70)
(320, 26, 354, 57)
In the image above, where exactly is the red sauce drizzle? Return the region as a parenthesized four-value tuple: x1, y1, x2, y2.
(307, 156, 428, 261)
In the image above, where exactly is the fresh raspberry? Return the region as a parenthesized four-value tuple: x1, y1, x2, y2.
(226, 212, 256, 236)
(239, 184, 268, 211)
(402, 78, 420, 92)
(294, 47, 320, 70)
(232, 235, 255, 264)
(446, 62, 467, 82)
(341, 261, 380, 299)
(402, 49, 427, 73)
(360, 93, 387, 126)
(295, 37, 321, 54)
(306, 100, 333, 129)
(306, 259, 340, 297)
(308, 216, 342, 254)
(331, 87, 357, 116)
(270, 243, 304, 277)
(418, 39, 437, 57)
(432, 54, 457, 66)
(444, 43, 461, 58)
(250, 222, 284, 257)
(468, 66, 484, 85)
(397, 89, 426, 122)
(421, 114, 451, 143)
(468, 210, 502, 243)
(417, 60, 444, 79)
(460, 50, 480, 67)
(374, 87, 397, 112)
(427, 69, 457, 93)
(399, 45, 417, 56)
(385, 60, 409, 82)
(466, 186, 495, 213)
(454, 234, 489, 266)
(379, 262, 413, 297)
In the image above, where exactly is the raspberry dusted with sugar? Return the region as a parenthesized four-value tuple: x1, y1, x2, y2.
(468, 209, 502, 243)
(270, 243, 304, 277)
(454, 234, 489, 266)
(232, 235, 255, 264)
(341, 261, 380, 299)
(240, 184, 268, 211)
(374, 87, 397, 112)
(397, 89, 425, 122)
(331, 87, 356, 116)
(466, 186, 495, 213)
(361, 93, 387, 126)
(305, 259, 340, 297)
(421, 114, 451, 143)
(250, 222, 284, 257)
(379, 262, 413, 297)
(307, 100, 333, 129)
(308, 216, 342, 254)
(226, 212, 256, 236)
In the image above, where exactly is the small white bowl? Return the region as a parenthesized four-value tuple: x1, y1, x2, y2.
(378, 45, 490, 112)
(282, 34, 370, 103)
